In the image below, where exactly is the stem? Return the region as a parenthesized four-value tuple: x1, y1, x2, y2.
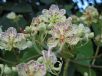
(0, 57, 15, 65)
(92, 46, 100, 65)
(13, 50, 19, 64)
(33, 43, 41, 54)
(63, 59, 70, 76)
(0, 65, 5, 76)
(89, 66, 91, 76)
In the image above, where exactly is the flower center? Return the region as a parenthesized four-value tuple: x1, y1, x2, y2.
(60, 35, 65, 43)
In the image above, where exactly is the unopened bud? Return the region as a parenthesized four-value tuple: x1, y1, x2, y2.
(4, 65, 12, 74)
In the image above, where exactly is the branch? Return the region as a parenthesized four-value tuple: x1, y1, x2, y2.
(0, 57, 16, 65)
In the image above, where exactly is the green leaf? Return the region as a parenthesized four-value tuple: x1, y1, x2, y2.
(1, 3, 32, 13)
(20, 46, 39, 62)
(11, 3, 33, 13)
(75, 64, 96, 76)
(40, 0, 55, 5)
(0, 2, 15, 11)
(3, 51, 17, 65)
(75, 40, 94, 65)
(68, 63, 76, 76)
(0, 14, 27, 30)
(92, 24, 101, 36)
(92, 17, 102, 36)
(64, 4, 74, 16)
(64, 4, 74, 10)
(46, 73, 52, 76)
(76, 11, 82, 17)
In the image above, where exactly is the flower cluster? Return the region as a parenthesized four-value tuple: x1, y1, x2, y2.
(0, 4, 96, 76)
(24, 5, 94, 50)
(48, 17, 94, 48)
(17, 47, 62, 76)
(41, 4, 66, 26)
(0, 64, 16, 75)
(24, 4, 66, 35)
(0, 27, 32, 51)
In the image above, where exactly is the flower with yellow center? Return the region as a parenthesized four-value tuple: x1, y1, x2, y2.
(80, 6, 99, 25)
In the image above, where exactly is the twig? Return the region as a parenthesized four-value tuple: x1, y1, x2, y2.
(0, 57, 15, 65)
(89, 65, 91, 76)
(63, 59, 69, 76)
(13, 50, 19, 63)
(70, 59, 102, 69)
(92, 46, 100, 65)
(76, 54, 102, 60)
(0, 64, 4, 76)
(24, 55, 40, 62)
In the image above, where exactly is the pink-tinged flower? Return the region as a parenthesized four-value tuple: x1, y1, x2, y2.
(48, 17, 80, 48)
(48, 17, 94, 48)
(0, 27, 32, 51)
(41, 4, 66, 28)
(42, 4, 66, 16)
(17, 60, 46, 76)
(25, 4, 67, 34)
(37, 46, 62, 75)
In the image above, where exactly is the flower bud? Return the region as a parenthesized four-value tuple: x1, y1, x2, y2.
(4, 65, 12, 74)
(84, 72, 88, 76)
(88, 33, 94, 38)
(12, 67, 17, 72)
(6, 12, 16, 19)
(0, 64, 4, 68)
(38, 23, 46, 31)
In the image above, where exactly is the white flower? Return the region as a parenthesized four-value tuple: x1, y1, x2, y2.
(17, 60, 46, 76)
(42, 4, 66, 16)
(41, 4, 66, 28)
(48, 17, 94, 48)
(37, 46, 62, 74)
(76, 24, 94, 40)
(80, 6, 99, 25)
(25, 4, 67, 34)
(48, 17, 80, 47)
(0, 27, 32, 51)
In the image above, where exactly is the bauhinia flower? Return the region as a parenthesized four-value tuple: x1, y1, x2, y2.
(0, 27, 32, 51)
(25, 4, 67, 36)
(80, 6, 99, 25)
(48, 17, 94, 48)
(48, 17, 80, 48)
(42, 4, 66, 22)
(41, 4, 66, 28)
(37, 46, 62, 75)
(17, 60, 46, 76)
